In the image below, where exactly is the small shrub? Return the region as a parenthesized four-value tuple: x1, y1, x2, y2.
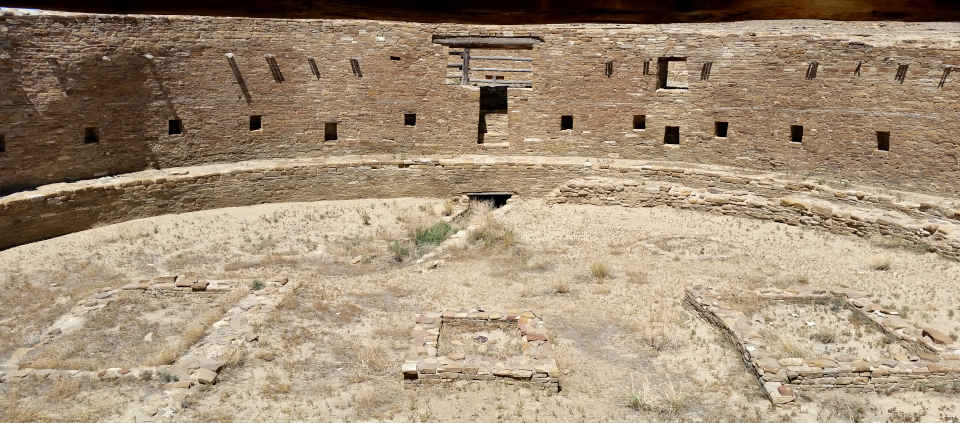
(415, 222, 455, 246)
(811, 330, 837, 344)
(357, 208, 372, 226)
(389, 240, 411, 262)
(590, 262, 611, 280)
(250, 280, 265, 291)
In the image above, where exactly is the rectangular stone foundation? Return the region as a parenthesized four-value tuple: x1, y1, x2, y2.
(686, 286, 960, 405)
(402, 309, 560, 392)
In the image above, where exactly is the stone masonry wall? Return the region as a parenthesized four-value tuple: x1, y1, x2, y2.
(5, 154, 960, 253)
(2, 9, 960, 195)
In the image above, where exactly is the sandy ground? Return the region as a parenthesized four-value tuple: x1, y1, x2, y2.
(2, 197, 960, 422)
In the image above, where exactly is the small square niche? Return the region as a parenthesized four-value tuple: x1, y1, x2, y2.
(715, 121, 729, 138)
(877, 131, 890, 151)
(560, 115, 573, 131)
(633, 115, 646, 130)
(249, 115, 262, 132)
(83, 127, 99, 144)
(168, 119, 183, 135)
(404, 113, 417, 127)
(790, 125, 803, 143)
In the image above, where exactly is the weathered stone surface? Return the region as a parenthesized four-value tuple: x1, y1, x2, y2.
(192, 368, 217, 385)
(923, 327, 953, 345)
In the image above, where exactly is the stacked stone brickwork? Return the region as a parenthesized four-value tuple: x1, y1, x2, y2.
(402, 309, 560, 392)
(6, 155, 960, 252)
(2, 8, 960, 196)
(686, 286, 960, 405)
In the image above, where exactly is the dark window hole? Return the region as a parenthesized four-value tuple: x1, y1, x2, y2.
(249, 115, 262, 131)
(390, 56, 401, 61)
(324, 122, 338, 141)
(633, 115, 646, 130)
(790, 125, 803, 143)
(84, 127, 99, 144)
(0, 135, 5, 153)
(404, 113, 416, 126)
(169, 119, 183, 135)
(664, 126, 679, 144)
(877, 131, 890, 151)
(560, 115, 573, 130)
(714, 121, 728, 138)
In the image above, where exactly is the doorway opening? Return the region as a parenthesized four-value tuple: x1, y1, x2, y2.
(478, 86, 508, 144)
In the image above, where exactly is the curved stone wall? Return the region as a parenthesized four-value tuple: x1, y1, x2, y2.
(3, 154, 960, 258)
(2, 9, 960, 195)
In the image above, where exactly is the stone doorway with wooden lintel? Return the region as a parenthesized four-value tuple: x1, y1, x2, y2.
(434, 35, 542, 146)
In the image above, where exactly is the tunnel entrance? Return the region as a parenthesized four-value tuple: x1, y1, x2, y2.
(467, 192, 512, 208)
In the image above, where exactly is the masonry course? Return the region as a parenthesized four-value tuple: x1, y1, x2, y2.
(2, 9, 960, 196)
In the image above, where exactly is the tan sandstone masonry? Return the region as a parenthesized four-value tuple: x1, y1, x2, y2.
(2, 9, 960, 195)
(685, 286, 960, 405)
(4, 155, 960, 253)
(402, 309, 560, 392)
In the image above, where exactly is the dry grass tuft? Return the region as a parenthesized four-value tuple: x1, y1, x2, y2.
(468, 214, 516, 250)
(590, 262, 612, 280)
(868, 255, 892, 271)
(817, 394, 874, 422)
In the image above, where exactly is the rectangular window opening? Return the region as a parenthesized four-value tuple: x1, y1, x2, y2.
(324, 122, 338, 141)
(560, 115, 573, 131)
(664, 126, 680, 145)
(84, 127, 99, 144)
(657, 57, 688, 90)
(390, 56, 401, 61)
(790, 125, 803, 143)
(404, 113, 416, 126)
(877, 131, 890, 151)
(168, 119, 183, 135)
(249, 115, 262, 131)
(714, 121, 728, 138)
(0, 135, 5, 153)
(605, 60, 614, 77)
(633, 115, 646, 130)
(643, 59, 651, 75)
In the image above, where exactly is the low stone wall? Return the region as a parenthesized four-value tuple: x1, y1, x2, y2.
(3, 154, 960, 254)
(402, 309, 560, 392)
(546, 176, 960, 260)
(685, 287, 960, 405)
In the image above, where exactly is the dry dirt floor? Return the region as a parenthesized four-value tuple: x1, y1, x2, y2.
(2, 197, 960, 422)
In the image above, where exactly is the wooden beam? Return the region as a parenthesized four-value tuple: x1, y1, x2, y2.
(471, 56, 533, 62)
(470, 67, 532, 72)
(461, 48, 470, 85)
(470, 79, 532, 85)
(432, 36, 542, 49)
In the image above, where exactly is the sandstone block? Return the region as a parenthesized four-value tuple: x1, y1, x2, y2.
(193, 368, 217, 385)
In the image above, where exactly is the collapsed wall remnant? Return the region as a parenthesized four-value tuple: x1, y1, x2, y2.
(403, 308, 560, 392)
(686, 286, 960, 405)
